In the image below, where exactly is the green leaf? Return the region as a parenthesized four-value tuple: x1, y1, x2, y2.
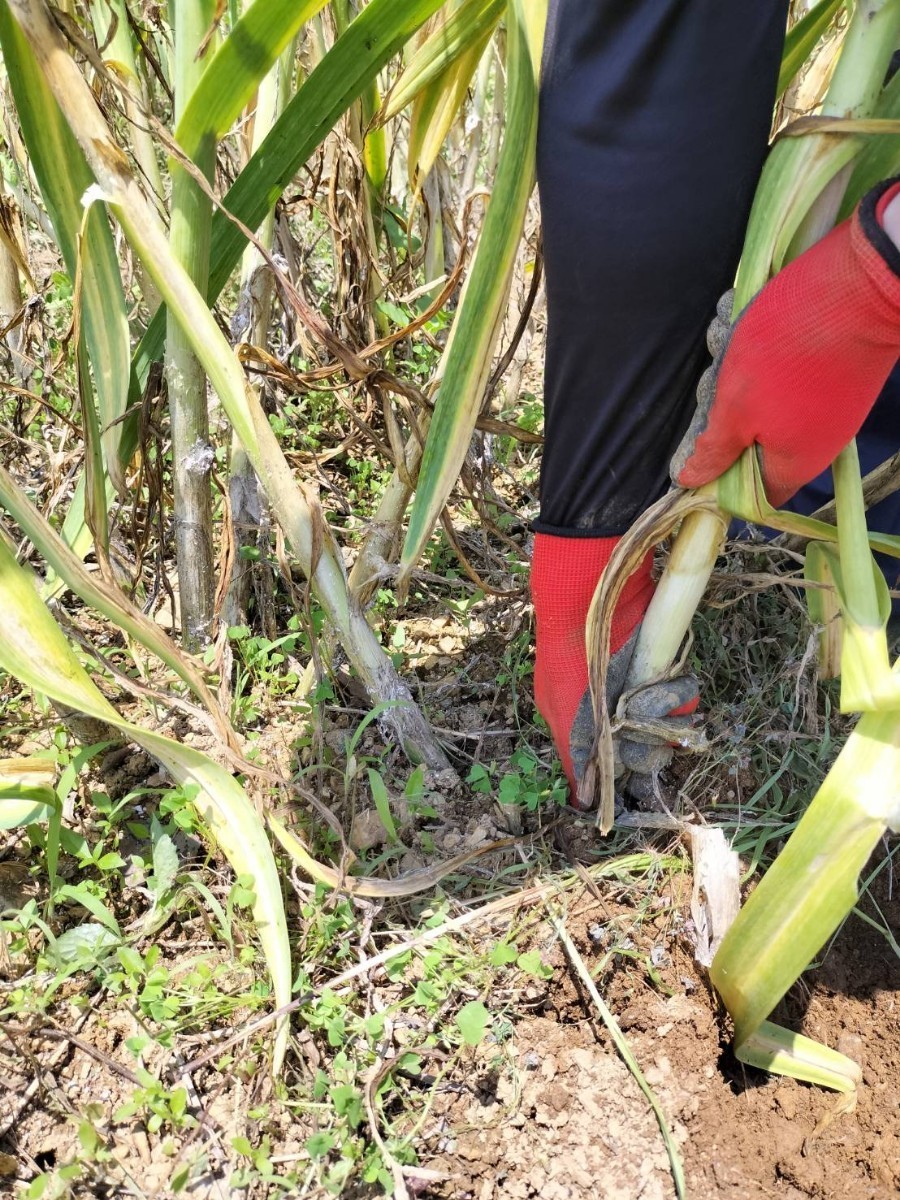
(399, 0, 547, 587)
(305, 1131, 336, 1160)
(169, 1087, 188, 1118)
(498, 775, 521, 803)
(328, 1083, 363, 1128)
(49, 922, 120, 966)
(0, 2, 130, 493)
(96, 851, 126, 871)
(150, 815, 180, 898)
(466, 764, 492, 794)
(517, 950, 552, 980)
(231, 880, 258, 909)
(488, 940, 518, 967)
(117, 945, 145, 976)
(383, 0, 504, 121)
(455, 999, 491, 1046)
(367, 767, 400, 844)
(78, 1122, 99, 1155)
(395, 1051, 422, 1076)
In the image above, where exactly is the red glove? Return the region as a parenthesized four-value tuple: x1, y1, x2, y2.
(676, 178, 900, 506)
(532, 534, 653, 797)
(531, 534, 697, 806)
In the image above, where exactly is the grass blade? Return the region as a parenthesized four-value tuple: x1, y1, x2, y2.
(0, 1, 130, 491)
(408, 28, 492, 188)
(398, 0, 546, 589)
(382, 0, 504, 121)
(174, 0, 328, 161)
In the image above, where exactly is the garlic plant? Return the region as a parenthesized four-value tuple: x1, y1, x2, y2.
(584, 0, 900, 1090)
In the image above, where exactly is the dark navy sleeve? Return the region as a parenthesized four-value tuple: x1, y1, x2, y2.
(536, 0, 790, 535)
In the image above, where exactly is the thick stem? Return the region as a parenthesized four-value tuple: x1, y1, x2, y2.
(349, 431, 425, 606)
(166, 0, 217, 651)
(224, 35, 294, 629)
(458, 49, 491, 212)
(624, 507, 725, 690)
(582, 489, 723, 830)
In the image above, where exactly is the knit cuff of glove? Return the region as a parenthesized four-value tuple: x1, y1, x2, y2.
(855, 176, 900, 293)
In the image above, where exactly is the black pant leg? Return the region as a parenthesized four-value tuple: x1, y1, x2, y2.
(536, 0, 789, 535)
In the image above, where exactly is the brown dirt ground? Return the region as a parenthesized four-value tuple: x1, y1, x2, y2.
(1, 801, 897, 1199)
(421, 863, 899, 1200)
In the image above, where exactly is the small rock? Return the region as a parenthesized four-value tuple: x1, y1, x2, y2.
(399, 849, 426, 873)
(775, 1088, 798, 1121)
(539, 1054, 558, 1080)
(350, 809, 389, 851)
(836, 1030, 864, 1062)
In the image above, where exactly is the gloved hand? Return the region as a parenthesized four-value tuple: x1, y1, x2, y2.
(672, 178, 900, 505)
(531, 533, 698, 809)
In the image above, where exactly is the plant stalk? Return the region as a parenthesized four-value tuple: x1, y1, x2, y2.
(166, 0, 217, 651)
(623, 506, 725, 690)
(223, 33, 295, 630)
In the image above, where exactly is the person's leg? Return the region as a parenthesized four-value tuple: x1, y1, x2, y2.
(533, 0, 789, 792)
